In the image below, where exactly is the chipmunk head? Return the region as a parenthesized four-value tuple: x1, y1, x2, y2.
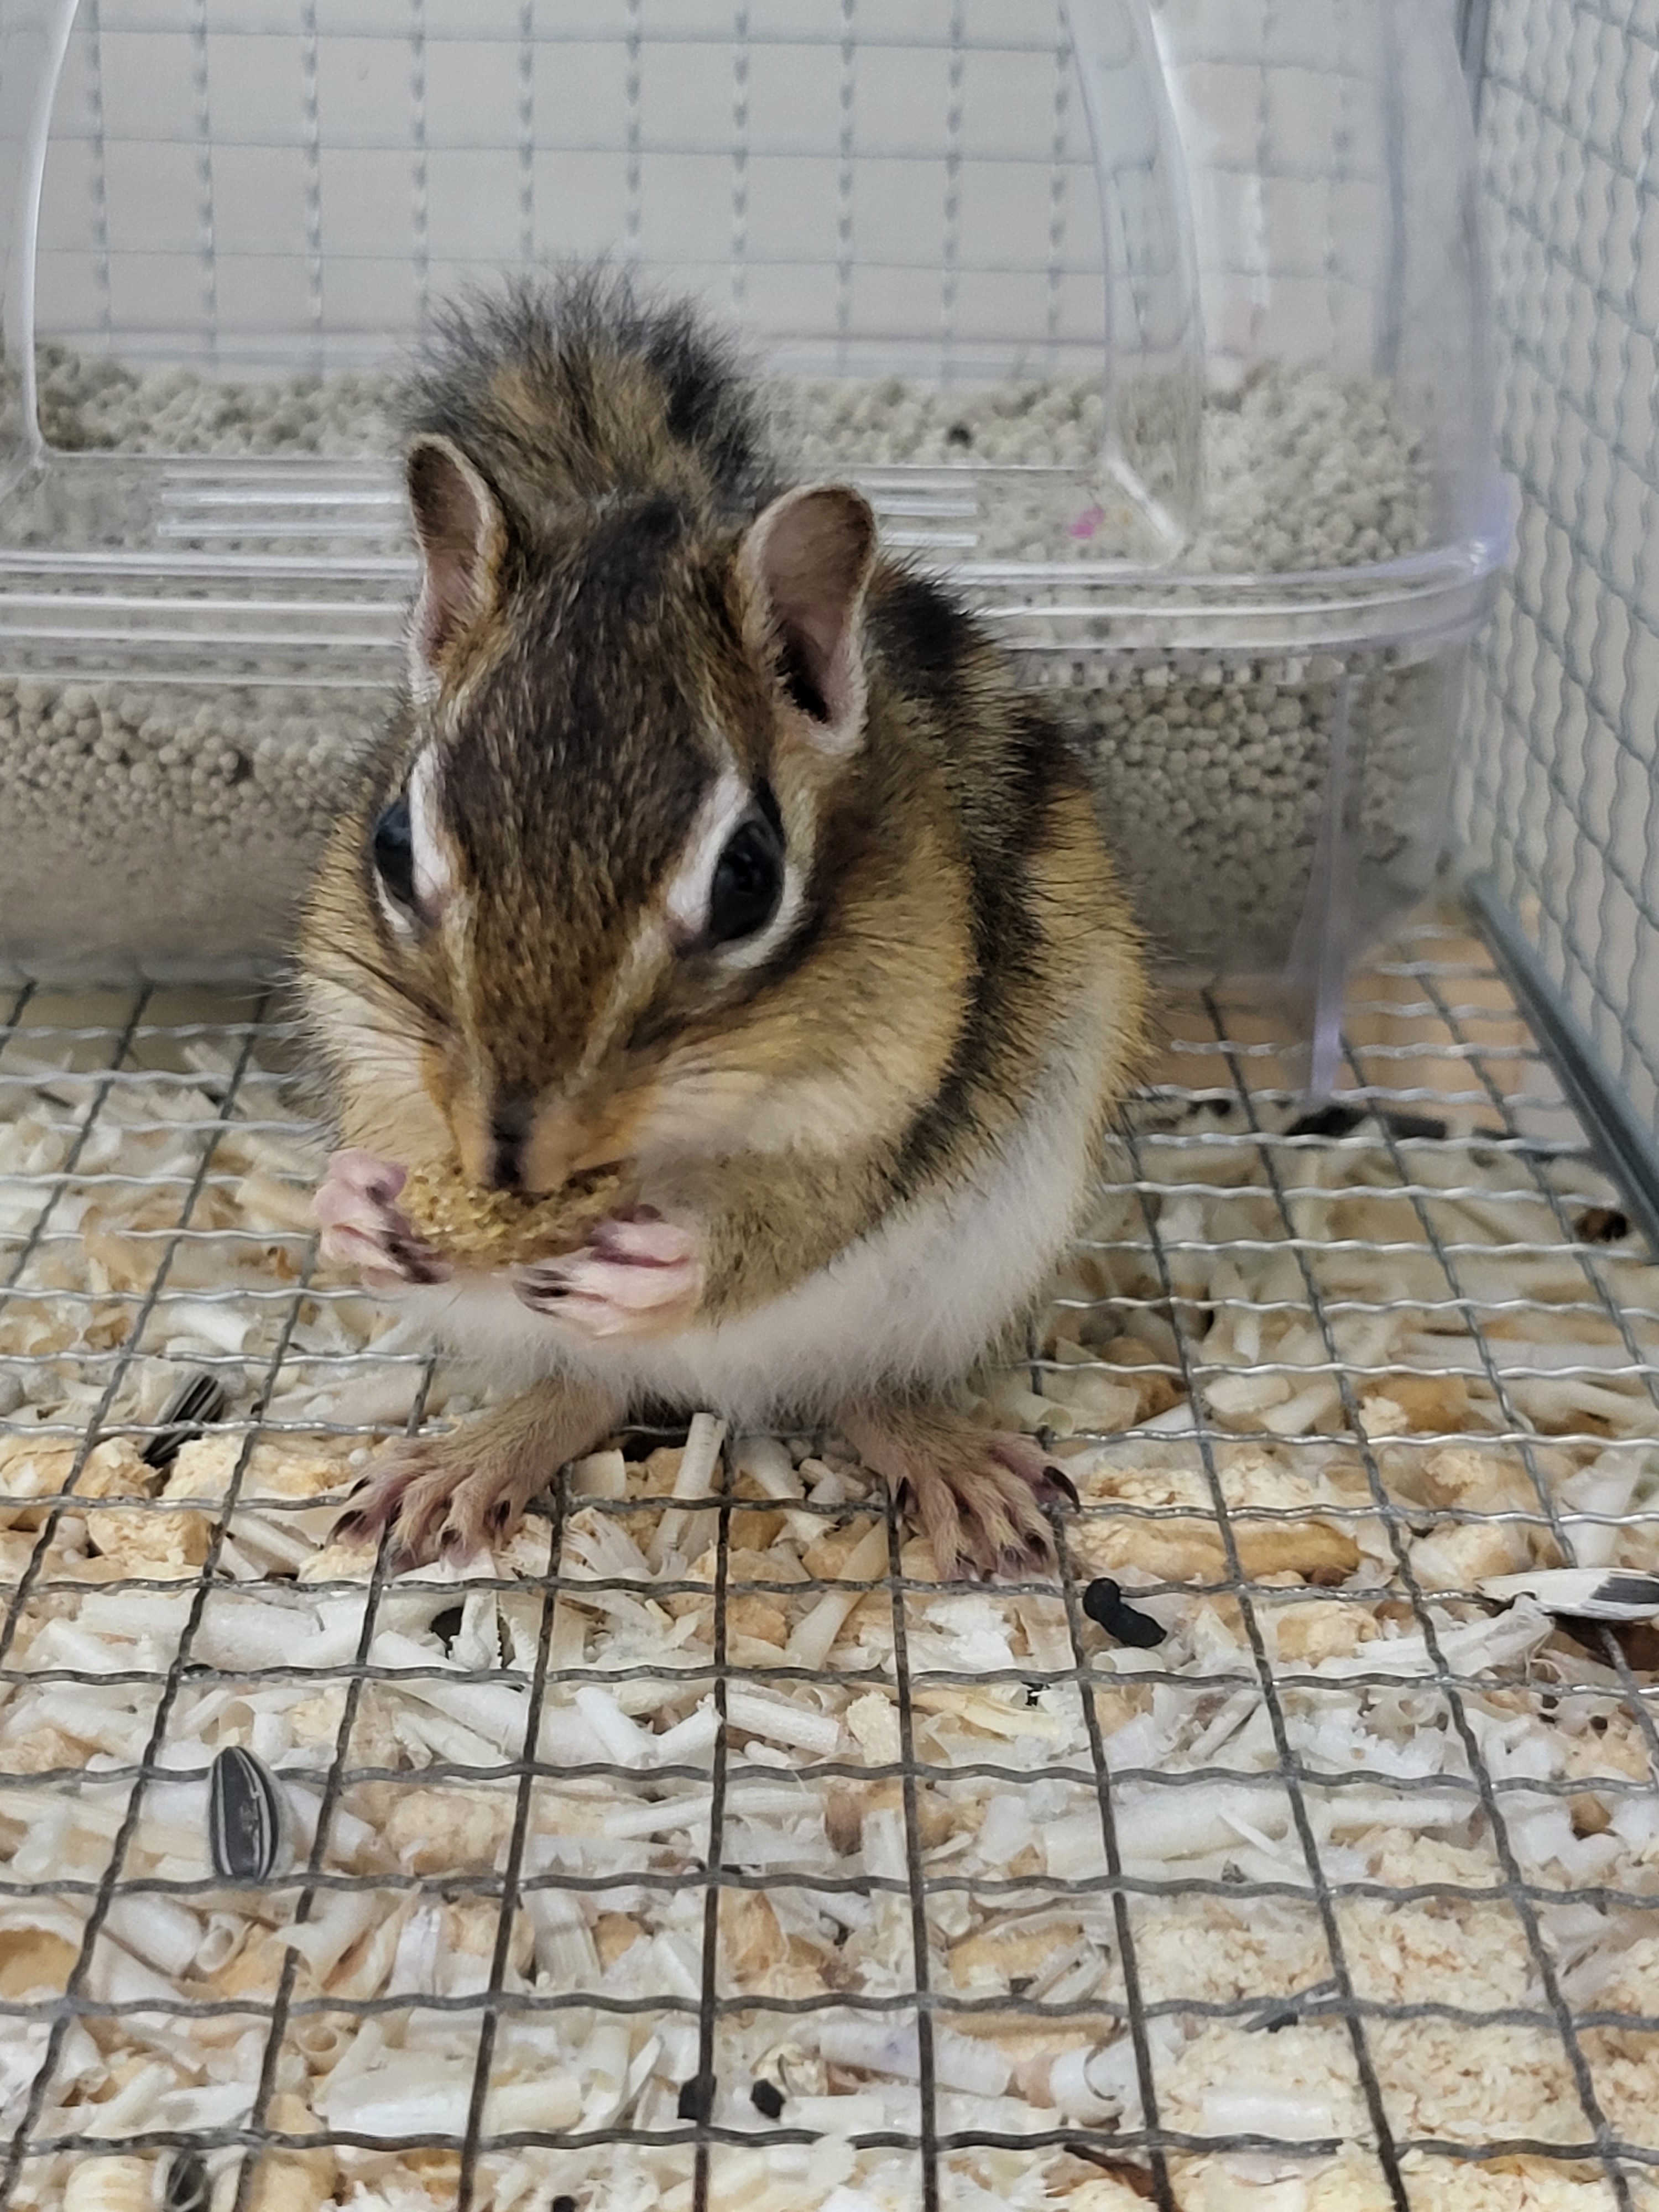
(302, 431, 972, 1194)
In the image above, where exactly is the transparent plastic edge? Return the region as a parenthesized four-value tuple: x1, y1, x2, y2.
(0, 0, 78, 498)
(1063, 0, 1205, 554)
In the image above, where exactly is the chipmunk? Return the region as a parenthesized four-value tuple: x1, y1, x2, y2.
(299, 268, 1146, 1576)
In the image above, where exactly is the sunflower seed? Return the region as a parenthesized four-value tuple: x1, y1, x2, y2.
(1481, 1568, 1659, 1621)
(208, 1745, 284, 1881)
(143, 1369, 228, 1470)
(1574, 1206, 1631, 1245)
(163, 2148, 211, 2212)
(677, 2073, 716, 2122)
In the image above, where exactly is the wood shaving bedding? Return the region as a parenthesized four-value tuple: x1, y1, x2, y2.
(0, 977, 1657, 2209)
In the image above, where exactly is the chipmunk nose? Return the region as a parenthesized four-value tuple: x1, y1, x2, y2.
(521, 1108, 586, 1195)
(487, 1094, 535, 1192)
(484, 1094, 593, 1196)
(463, 1079, 613, 1195)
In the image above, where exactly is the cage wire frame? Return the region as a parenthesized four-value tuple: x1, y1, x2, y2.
(1460, 0, 1659, 1255)
(1458, 0, 1495, 106)
(0, 0, 1507, 1003)
(1, 923, 1658, 2211)
(0, 4, 1657, 2210)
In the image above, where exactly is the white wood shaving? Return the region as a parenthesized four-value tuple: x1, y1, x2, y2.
(1, 984, 1658, 2209)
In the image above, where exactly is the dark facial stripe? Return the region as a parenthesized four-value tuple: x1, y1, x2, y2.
(489, 1090, 535, 1191)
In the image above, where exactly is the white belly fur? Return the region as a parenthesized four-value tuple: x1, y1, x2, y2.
(396, 1010, 1113, 1426)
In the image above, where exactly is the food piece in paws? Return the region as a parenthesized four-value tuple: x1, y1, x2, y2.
(163, 2151, 210, 2212)
(398, 1156, 629, 1267)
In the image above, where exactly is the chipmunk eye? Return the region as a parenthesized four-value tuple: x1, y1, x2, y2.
(371, 795, 418, 910)
(707, 805, 784, 946)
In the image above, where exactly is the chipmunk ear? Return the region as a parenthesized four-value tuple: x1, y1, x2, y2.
(740, 483, 877, 754)
(405, 434, 508, 690)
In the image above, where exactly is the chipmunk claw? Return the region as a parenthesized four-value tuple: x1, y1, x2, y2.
(333, 1430, 546, 1567)
(839, 1407, 1077, 1582)
(1003, 1530, 1053, 1569)
(315, 1149, 452, 1291)
(1042, 1464, 1081, 1510)
(330, 1380, 617, 1572)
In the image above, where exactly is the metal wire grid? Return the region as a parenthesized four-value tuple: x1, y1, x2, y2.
(37, 0, 1113, 375)
(0, 916, 1652, 2209)
(1462, 0, 1659, 1195)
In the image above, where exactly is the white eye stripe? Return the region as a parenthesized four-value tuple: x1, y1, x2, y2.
(374, 884, 418, 940)
(661, 766, 805, 968)
(372, 747, 453, 940)
(664, 768, 752, 939)
(407, 748, 453, 910)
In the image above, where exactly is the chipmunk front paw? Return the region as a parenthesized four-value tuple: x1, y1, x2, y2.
(314, 1149, 453, 1291)
(512, 1212, 704, 1338)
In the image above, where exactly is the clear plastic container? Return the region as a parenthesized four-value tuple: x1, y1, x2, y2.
(0, 0, 1506, 1055)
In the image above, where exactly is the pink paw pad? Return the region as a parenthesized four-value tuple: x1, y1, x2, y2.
(513, 1214, 702, 1337)
(314, 1149, 451, 1289)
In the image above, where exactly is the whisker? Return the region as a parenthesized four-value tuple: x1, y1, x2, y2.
(304, 933, 454, 1045)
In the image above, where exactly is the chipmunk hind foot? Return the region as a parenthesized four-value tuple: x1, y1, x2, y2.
(334, 1375, 620, 1567)
(837, 1400, 1078, 1580)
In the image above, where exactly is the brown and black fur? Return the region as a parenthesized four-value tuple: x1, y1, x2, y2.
(403, 266, 782, 524)
(299, 266, 1145, 1573)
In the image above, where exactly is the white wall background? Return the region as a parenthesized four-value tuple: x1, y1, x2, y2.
(30, 0, 1472, 389)
(33, 0, 1112, 378)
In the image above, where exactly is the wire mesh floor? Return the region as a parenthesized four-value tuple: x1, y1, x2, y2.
(1, 910, 1657, 2212)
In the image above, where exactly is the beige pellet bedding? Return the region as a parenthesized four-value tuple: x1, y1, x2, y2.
(1, 924, 1657, 2209)
(0, 348, 1444, 978)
